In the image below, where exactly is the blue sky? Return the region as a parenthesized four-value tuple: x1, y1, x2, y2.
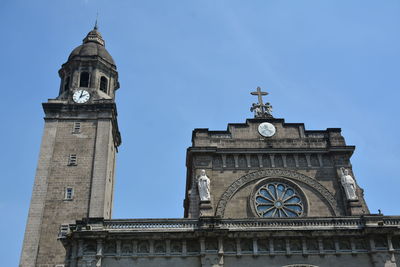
(0, 0, 399, 265)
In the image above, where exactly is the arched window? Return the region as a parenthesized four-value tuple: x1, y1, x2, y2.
(100, 76, 108, 93)
(79, 72, 89, 87)
(64, 77, 70, 92)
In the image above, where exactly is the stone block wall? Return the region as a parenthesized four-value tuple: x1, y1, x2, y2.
(20, 102, 120, 267)
(184, 118, 368, 219)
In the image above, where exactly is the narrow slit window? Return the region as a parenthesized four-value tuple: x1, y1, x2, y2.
(65, 188, 73, 200)
(64, 77, 70, 92)
(79, 72, 89, 87)
(100, 76, 108, 93)
(73, 122, 81, 134)
(68, 154, 77, 166)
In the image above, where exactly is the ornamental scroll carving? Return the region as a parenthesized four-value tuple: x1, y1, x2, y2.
(215, 169, 338, 217)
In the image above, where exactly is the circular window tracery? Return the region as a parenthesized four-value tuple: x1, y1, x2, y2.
(254, 182, 304, 218)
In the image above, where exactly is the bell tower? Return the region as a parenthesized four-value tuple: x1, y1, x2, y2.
(20, 25, 121, 267)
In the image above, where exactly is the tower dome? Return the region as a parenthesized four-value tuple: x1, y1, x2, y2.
(58, 25, 119, 99)
(68, 27, 115, 66)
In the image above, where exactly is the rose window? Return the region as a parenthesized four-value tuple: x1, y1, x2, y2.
(254, 182, 304, 217)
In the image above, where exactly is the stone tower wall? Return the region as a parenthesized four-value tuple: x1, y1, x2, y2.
(20, 106, 119, 267)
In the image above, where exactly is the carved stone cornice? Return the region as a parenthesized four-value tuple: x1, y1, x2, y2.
(61, 216, 400, 236)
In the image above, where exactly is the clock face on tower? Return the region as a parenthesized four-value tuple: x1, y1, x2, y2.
(258, 122, 276, 137)
(73, 90, 90, 103)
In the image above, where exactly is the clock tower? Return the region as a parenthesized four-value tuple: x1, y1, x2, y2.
(20, 25, 121, 267)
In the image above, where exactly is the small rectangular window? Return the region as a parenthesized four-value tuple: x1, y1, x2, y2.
(72, 122, 81, 134)
(64, 188, 73, 200)
(68, 154, 77, 166)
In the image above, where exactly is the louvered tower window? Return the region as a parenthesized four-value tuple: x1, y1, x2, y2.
(100, 76, 108, 93)
(79, 72, 89, 87)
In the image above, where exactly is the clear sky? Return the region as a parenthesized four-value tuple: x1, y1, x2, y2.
(0, 0, 399, 265)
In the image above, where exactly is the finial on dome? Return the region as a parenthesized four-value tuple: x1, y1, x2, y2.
(83, 15, 105, 47)
(94, 12, 98, 30)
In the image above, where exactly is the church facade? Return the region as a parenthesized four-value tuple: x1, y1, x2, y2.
(20, 27, 400, 267)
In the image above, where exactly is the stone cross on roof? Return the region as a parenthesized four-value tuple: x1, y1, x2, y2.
(251, 87, 268, 107)
(250, 87, 273, 118)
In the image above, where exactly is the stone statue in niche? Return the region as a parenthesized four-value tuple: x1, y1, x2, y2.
(340, 167, 358, 200)
(198, 169, 211, 202)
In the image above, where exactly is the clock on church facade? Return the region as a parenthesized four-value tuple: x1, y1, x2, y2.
(20, 27, 400, 267)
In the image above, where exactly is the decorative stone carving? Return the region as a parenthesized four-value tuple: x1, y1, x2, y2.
(286, 155, 296, 167)
(241, 239, 253, 252)
(137, 241, 149, 253)
(186, 239, 200, 253)
(323, 239, 335, 251)
(212, 155, 222, 168)
(223, 239, 236, 253)
(353, 238, 367, 250)
(340, 167, 358, 201)
(290, 239, 302, 252)
(154, 241, 166, 253)
(262, 154, 271, 167)
(274, 239, 286, 252)
(370, 253, 397, 267)
(215, 169, 339, 217)
(310, 154, 320, 167)
(104, 241, 116, 254)
(307, 239, 319, 252)
(274, 154, 284, 167)
(83, 241, 96, 255)
(198, 170, 211, 202)
(257, 239, 269, 252)
(298, 154, 308, 167)
(250, 155, 259, 168)
(206, 238, 218, 251)
(201, 254, 224, 267)
(374, 236, 388, 249)
(338, 238, 351, 251)
(171, 240, 182, 253)
(210, 153, 338, 170)
(238, 155, 247, 168)
(225, 155, 235, 168)
(121, 241, 132, 254)
(195, 156, 212, 167)
(392, 236, 400, 249)
(322, 154, 333, 166)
